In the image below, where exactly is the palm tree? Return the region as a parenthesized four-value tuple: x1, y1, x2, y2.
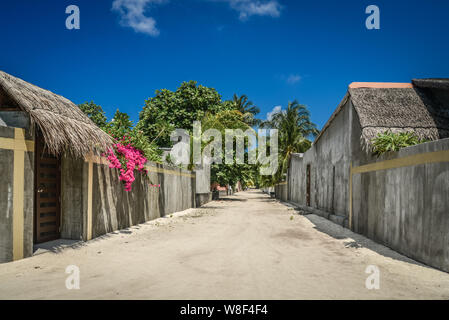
(230, 94, 261, 126)
(261, 100, 318, 184)
(232, 94, 260, 115)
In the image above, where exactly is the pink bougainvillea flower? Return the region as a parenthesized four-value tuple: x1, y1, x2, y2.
(104, 143, 147, 192)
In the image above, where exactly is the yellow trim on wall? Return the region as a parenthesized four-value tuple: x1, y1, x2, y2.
(86, 160, 93, 241)
(144, 165, 196, 178)
(12, 148, 24, 260)
(349, 148, 449, 230)
(84, 154, 195, 178)
(352, 149, 449, 174)
(0, 134, 34, 152)
(8, 128, 34, 261)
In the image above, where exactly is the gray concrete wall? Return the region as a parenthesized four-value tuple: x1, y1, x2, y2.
(288, 100, 352, 218)
(0, 127, 15, 262)
(351, 137, 449, 272)
(275, 183, 288, 202)
(195, 163, 211, 194)
(1, 115, 206, 262)
(196, 192, 212, 207)
(60, 155, 86, 240)
(0, 111, 30, 129)
(60, 159, 198, 240)
(287, 100, 449, 272)
(0, 125, 34, 263)
(194, 162, 211, 207)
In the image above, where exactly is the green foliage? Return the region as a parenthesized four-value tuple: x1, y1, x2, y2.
(78, 101, 108, 128)
(371, 131, 429, 155)
(106, 109, 162, 162)
(260, 100, 318, 186)
(201, 109, 252, 132)
(201, 109, 257, 189)
(77, 104, 162, 163)
(106, 109, 133, 137)
(225, 94, 261, 126)
(137, 81, 224, 147)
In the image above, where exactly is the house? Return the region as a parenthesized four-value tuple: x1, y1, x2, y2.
(285, 79, 449, 271)
(0, 71, 203, 263)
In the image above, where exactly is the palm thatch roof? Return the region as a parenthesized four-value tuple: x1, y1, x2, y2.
(0, 71, 112, 157)
(315, 81, 449, 151)
(412, 78, 449, 90)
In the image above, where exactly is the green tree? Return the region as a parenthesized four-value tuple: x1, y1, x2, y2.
(107, 109, 134, 138)
(78, 101, 108, 128)
(137, 81, 224, 147)
(261, 100, 318, 185)
(202, 110, 256, 189)
(106, 109, 162, 162)
(227, 94, 261, 126)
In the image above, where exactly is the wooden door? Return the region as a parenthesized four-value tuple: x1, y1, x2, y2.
(306, 164, 311, 207)
(34, 135, 61, 244)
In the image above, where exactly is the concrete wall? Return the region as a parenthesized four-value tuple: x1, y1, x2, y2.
(275, 183, 288, 202)
(288, 100, 352, 220)
(0, 111, 30, 128)
(0, 123, 35, 263)
(195, 163, 211, 194)
(351, 137, 449, 272)
(60, 156, 86, 240)
(196, 192, 212, 207)
(286, 100, 449, 272)
(60, 159, 198, 240)
(194, 162, 212, 207)
(1, 123, 208, 263)
(0, 127, 16, 262)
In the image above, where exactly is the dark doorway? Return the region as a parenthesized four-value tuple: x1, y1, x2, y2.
(34, 134, 61, 244)
(306, 164, 311, 207)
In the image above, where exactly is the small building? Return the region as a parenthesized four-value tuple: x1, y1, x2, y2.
(286, 79, 449, 271)
(0, 71, 203, 263)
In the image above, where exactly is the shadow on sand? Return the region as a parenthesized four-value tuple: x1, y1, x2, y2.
(304, 214, 437, 271)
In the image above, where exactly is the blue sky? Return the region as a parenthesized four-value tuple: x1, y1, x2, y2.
(1, 0, 448, 130)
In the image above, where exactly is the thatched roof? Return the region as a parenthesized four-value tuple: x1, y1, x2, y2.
(0, 71, 112, 156)
(412, 78, 449, 90)
(315, 81, 449, 150)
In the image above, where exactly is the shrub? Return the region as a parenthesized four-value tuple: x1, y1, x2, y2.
(371, 131, 429, 155)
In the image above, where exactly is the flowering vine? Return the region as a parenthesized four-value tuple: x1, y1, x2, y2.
(105, 139, 148, 192)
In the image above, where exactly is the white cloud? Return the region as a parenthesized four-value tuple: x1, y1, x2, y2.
(112, 0, 282, 36)
(112, 0, 166, 36)
(216, 0, 282, 20)
(267, 105, 282, 121)
(286, 74, 301, 85)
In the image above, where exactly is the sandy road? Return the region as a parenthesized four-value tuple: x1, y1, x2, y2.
(1, 190, 449, 299)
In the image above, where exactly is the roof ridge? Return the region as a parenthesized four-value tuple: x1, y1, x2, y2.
(349, 82, 413, 89)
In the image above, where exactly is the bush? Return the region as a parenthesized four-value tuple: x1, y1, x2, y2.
(371, 131, 429, 155)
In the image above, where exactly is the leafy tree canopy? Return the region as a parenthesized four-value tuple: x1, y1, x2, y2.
(137, 81, 224, 147)
(202, 109, 256, 189)
(78, 101, 108, 129)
